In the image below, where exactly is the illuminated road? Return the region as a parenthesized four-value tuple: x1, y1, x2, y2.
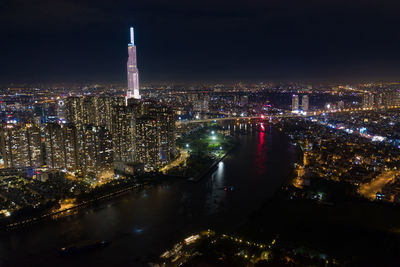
(160, 149, 189, 174)
(177, 116, 263, 124)
(177, 106, 400, 125)
(359, 170, 397, 200)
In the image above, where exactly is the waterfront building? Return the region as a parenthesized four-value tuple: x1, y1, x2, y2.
(134, 102, 175, 170)
(0, 123, 42, 168)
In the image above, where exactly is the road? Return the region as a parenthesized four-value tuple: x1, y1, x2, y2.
(160, 149, 189, 173)
(359, 170, 397, 200)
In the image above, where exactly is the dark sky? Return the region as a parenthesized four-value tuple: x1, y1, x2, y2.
(2, 0, 400, 84)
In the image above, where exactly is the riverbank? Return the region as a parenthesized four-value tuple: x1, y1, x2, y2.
(2, 173, 176, 231)
(187, 143, 238, 183)
(0, 122, 297, 267)
(4, 183, 146, 230)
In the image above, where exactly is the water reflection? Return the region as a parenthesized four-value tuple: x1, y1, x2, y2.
(0, 122, 296, 266)
(206, 162, 226, 213)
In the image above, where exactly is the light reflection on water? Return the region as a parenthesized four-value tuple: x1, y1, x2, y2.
(0, 122, 297, 266)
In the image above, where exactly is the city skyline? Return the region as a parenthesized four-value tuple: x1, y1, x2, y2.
(3, 1, 400, 266)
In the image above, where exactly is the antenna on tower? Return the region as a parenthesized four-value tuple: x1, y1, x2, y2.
(130, 27, 134, 46)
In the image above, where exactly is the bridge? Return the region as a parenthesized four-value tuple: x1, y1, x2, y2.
(176, 106, 400, 125)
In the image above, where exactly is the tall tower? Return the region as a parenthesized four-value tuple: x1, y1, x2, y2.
(126, 27, 140, 101)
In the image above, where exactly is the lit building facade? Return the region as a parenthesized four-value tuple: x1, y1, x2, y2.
(301, 95, 309, 112)
(126, 27, 140, 101)
(77, 125, 114, 179)
(112, 105, 134, 163)
(134, 103, 175, 170)
(62, 123, 79, 172)
(0, 123, 42, 168)
(292, 95, 299, 111)
(44, 123, 65, 169)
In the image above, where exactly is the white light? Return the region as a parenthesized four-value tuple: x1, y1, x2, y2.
(130, 27, 134, 45)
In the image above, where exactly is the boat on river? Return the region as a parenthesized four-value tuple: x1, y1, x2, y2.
(59, 240, 110, 254)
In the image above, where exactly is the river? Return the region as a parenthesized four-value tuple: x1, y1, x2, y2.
(0, 122, 296, 266)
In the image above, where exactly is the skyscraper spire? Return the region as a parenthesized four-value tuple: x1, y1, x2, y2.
(130, 27, 134, 46)
(126, 27, 140, 101)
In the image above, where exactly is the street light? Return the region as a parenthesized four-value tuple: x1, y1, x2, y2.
(186, 144, 190, 148)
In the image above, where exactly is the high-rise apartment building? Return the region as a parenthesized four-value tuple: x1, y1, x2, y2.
(112, 105, 134, 163)
(65, 96, 83, 126)
(134, 102, 175, 170)
(63, 123, 79, 172)
(362, 93, 374, 109)
(44, 123, 65, 169)
(77, 125, 114, 179)
(65, 96, 125, 131)
(0, 123, 42, 168)
(301, 95, 309, 112)
(291, 95, 299, 111)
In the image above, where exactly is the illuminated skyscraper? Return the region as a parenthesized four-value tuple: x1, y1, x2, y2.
(0, 123, 42, 168)
(44, 123, 65, 169)
(291, 95, 299, 112)
(65, 96, 125, 131)
(62, 123, 79, 172)
(301, 95, 309, 112)
(112, 105, 134, 163)
(134, 102, 175, 170)
(126, 27, 140, 101)
(77, 125, 114, 179)
(65, 97, 83, 126)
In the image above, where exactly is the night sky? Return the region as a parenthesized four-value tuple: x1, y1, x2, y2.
(2, 0, 400, 84)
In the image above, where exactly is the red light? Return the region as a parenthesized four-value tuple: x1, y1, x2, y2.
(260, 115, 265, 119)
